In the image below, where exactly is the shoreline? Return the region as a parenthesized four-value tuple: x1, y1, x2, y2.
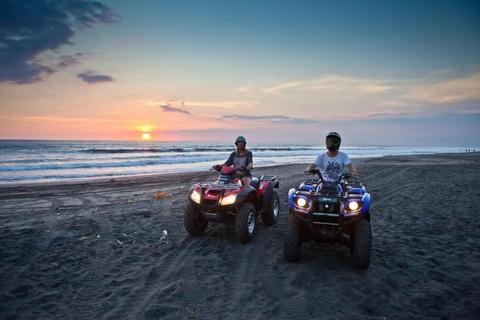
(1, 151, 478, 189)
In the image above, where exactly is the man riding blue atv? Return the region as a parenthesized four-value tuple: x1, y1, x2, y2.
(283, 132, 372, 269)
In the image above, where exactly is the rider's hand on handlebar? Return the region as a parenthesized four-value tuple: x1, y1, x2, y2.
(304, 168, 319, 174)
(238, 166, 251, 175)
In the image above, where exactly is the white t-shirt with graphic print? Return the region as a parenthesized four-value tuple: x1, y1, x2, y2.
(313, 151, 351, 181)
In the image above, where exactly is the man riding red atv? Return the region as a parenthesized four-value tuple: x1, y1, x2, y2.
(184, 164, 280, 243)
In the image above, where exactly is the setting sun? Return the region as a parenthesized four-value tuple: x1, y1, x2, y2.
(141, 132, 151, 140)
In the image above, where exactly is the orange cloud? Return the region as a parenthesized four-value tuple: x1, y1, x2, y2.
(405, 73, 480, 103)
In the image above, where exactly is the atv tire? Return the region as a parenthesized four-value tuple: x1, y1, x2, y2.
(351, 219, 372, 269)
(235, 203, 256, 243)
(184, 203, 207, 235)
(262, 191, 280, 226)
(283, 214, 303, 262)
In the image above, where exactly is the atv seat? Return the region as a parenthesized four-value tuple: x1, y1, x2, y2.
(250, 177, 259, 189)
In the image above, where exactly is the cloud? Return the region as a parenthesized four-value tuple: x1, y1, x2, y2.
(57, 53, 87, 68)
(0, 0, 118, 84)
(405, 73, 480, 104)
(261, 81, 306, 94)
(366, 112, 413, 119)
(238, 69, 480, 121)
(378, 99, 409, 107)
(0, 114, 117, 126)
(144, 99, 258, 108)
(222, 114, 318, 124)
(78, 71, 114, 84)
(223, 110, 420, 125)
(261, 75, 392, 94)
(185, 100, 259, 108)
(223, 114, 292, 120)
(160, 105, 191, 114)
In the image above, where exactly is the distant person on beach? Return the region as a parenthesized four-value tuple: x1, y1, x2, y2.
(212, 136, 253, 186)
(304, 132, 358, 181)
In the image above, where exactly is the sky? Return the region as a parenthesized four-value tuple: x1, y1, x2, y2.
(0, 0, 479, 146)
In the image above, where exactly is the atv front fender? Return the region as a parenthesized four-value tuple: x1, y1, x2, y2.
(261, 181, 278, 210)
(235, 186, 257, 208)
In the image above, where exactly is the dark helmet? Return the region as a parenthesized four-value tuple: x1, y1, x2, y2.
(326, 132, 341, 152)
(235, 136, 247, 145)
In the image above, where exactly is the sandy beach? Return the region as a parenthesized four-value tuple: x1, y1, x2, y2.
(1, 152, 479, 319)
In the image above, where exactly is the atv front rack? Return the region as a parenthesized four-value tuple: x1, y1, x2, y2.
(199, 182, 240, 189)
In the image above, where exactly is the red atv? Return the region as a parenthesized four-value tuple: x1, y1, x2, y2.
(184, 165, 280, 243)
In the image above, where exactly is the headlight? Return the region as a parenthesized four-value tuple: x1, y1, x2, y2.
(190, 190, 201, 204)
(348, 201, 360, 211)
(220, 194, 237, 205)
(296, 197, 308, 208)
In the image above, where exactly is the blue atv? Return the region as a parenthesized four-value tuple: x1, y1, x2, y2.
(284, 169, 372, 269)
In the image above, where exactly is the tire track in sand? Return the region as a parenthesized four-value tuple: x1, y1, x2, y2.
(107, 198, 198, 319)
(69, 197, 114, 319)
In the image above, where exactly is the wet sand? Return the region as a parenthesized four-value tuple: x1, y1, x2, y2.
(0, 153, 479, 319)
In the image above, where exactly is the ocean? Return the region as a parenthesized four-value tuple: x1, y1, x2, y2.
(0, 140, 474, 184)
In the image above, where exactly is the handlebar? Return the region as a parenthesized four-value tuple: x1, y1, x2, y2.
(337, 172, 361, 184)
(304, 168, 323, 181)
(211, 165, 251, 176)
(303, 170, 360, 184)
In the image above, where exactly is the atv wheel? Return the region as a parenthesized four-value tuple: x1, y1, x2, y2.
(235, 203, 256, 243)
(283, 214, 303, 262)
(262, 191, 280, 226)
(351, 219, 372, 269)
(184, 203, 207, 235)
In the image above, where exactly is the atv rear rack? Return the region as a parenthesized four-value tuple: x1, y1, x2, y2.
(259, 175, 277, 181)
